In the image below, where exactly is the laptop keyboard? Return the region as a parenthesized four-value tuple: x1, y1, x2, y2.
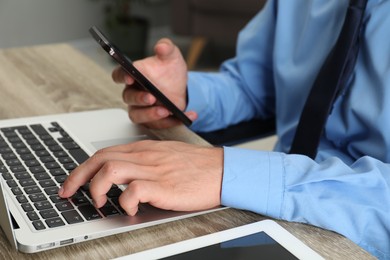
(0, 122, 125, 231)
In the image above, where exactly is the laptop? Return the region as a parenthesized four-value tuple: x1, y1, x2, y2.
(0, 108, 220, 253)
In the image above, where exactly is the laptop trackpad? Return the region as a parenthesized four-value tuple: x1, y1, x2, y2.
(91, 135, 150, 150)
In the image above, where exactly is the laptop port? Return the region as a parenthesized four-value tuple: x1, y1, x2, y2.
(37, 242, 55, 250)
(60, 239, 74, 245)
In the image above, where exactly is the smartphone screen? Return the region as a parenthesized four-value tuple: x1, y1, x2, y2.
(89, 26, 192, 127)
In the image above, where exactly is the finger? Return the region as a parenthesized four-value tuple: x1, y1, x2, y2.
(91, 140, 171, 157)
(122, 85, 156, 106)
(128, 105, 171, 124)
(142, 117, 185, 129)
(119, 180, 165, 216)
(59, 151, 139, 198)
(142, 110, 198, 129)
(89, 161, 157, 208)
(128, 105, 197, 125)
(113, 39, 177, 85)
(90, 142, 139, 154)
(112, 66, 134, 85)
(154, 38, 176, 61)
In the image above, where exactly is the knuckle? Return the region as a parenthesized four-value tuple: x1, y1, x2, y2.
(124, 181, 144, 200)
(123, 88, 141, 106)
(94, 148, 107, 155)
(112, 67, 123, 83)
(111, 69, 117, 82)
(89, 150, 106, 164)
(123, 89, 133, 104)
(132, 140, 156, 152)
(129, 181, 143, 194)
(137, 139, 154, 146)
(100, 161, 119, 177)
(122, 88, 129, 102)
(128, 112, 136, 123)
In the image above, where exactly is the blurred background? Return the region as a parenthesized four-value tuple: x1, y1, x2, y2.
(0, 0, 264, 72)
(0, 0, 275, 149)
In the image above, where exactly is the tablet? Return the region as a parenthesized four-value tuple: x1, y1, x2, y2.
(114, 220, 324, 260)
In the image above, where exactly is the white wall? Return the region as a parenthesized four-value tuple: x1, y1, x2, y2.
(0, 0, 105, 48)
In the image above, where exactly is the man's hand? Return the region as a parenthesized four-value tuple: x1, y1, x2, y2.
(112, 38, 198, 129)
(58, 140, 223, 216)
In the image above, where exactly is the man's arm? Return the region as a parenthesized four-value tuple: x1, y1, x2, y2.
(222, 147, 390, 259)
(185, 1, 278, 132)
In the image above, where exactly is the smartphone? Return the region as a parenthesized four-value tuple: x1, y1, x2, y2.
(89, 26, 192, 127)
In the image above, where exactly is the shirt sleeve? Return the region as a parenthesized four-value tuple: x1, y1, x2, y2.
(185, 1, 277, 132)
(222, 146, 390, 259)
(184, 0, 390, 259)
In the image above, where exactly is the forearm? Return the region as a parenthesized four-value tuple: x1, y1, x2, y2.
(186, 70, 266, 132)
(221, 147, 390, 259)
(185, 2, 277, 132)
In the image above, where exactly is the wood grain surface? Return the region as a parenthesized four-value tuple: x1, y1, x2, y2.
(0, 44, 374, 259)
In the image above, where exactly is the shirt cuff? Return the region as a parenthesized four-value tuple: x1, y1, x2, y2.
(186, 72, 210, 132)
(221, 146, 285, 218)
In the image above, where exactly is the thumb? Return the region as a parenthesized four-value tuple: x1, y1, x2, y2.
(154, 38, 178, 62)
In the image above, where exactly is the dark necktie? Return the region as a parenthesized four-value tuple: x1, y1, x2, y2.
(289, 0, 368, 158)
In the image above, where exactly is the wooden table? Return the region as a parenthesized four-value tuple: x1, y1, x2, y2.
(0, 44, 374, 259)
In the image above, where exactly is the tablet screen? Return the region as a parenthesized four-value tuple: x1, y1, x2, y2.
(162, 231, 298, 259)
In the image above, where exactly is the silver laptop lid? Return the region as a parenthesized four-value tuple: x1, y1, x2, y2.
(0, 178, 18, 250)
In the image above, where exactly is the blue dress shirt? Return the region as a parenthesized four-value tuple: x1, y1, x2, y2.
(185, 0, 390, 259)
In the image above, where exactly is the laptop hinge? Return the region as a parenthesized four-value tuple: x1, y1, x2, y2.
(0, 179, 19, 250)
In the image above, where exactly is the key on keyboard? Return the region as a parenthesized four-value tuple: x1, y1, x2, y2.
(0, 122, 125, 231)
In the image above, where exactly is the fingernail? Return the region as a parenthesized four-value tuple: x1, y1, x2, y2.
(157, 107, 169, 117)
(58, 186, 64, 196)
(129, 207, 138, 216)
(187, 111, 197, 121)
(93, 199, 102, 209)
(143, 94, 151, 104)
(125, 75, 133, 84)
